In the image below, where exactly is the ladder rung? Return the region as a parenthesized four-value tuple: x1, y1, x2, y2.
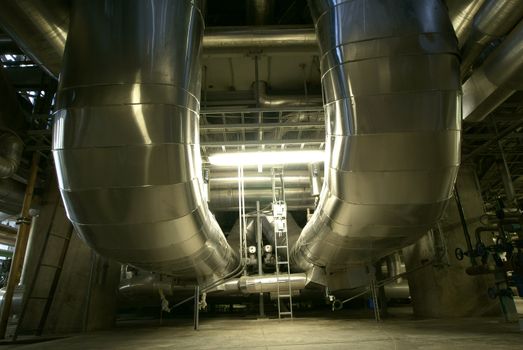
(277, 261, 289, 264)
(279, 312, 293, 315)
(275, 246, 288, 248)
(278, 294, 292, 298)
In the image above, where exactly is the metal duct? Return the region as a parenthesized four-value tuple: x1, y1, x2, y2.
(119, 274, 193, 299)
(0, 0, 69, 78)
(208, 168, 320, 211)
(292, 0, 461, 272)
(462, 19, 523, 122)
(206, 27, 318, 54)
(446, 0, 487, 47)
(237, 273, 307, 293)
(210, 188, 316, 211)
(209, 169, 316, 189)
(460, 0, 523, 80)
(254, 81, 322, 107)
(120, 272, 308, 298)
(53, 0, 238, 284)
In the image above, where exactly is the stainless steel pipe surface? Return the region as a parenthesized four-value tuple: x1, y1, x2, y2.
(460, 0, 523, 79)
(202, 26, 318, 53)
(0, 0, 68, 78)
(462, 18, 523, 122)
(446, 0, 486, 47)
(238, 273, 307, 294)
(292, 0, 461, 272)
(53, 0, 238, 284)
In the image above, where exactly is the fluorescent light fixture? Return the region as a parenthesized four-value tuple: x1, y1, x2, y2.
(208, 150, 325, 166)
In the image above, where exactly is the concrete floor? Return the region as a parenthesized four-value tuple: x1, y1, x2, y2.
(4, 312, 523, 350)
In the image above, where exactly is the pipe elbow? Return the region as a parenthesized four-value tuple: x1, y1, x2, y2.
(0, 132, 23, 179)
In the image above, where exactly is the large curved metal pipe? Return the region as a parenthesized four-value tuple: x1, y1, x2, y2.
(446, 0, 487, 47)
(0, 0, 68, 78)
(292, 0, 461, 273)
(460, 0, 523, 80)
(462, 19, 523, 122)
(53, 0, 238, 284)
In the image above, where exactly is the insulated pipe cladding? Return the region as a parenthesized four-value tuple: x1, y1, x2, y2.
(53, 0, 239, 284)
(291, 0, 461, 272)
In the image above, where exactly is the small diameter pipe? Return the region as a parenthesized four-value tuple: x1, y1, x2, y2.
(453, 185, 477, 266)
(0, 152, 40, 339)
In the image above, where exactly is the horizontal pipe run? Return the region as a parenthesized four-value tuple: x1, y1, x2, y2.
(209, 188, 316, 211)
(0, 4, 319, 78)
(120, 273, 309, 298)
(203, 26, 318, 54)
(200, 121, 324, 131)
(201, 138, 324, 147)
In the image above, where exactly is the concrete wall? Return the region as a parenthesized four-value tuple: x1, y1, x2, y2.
(403, 166, 500, 317)
(18, 177, 120, 335)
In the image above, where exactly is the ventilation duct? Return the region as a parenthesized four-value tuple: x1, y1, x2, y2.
(203, 27, 318, 54)
(53, 0, 238, 284)
(292, 0, 461, 273)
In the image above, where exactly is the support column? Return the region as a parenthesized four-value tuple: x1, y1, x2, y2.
(403, 166, 500, 317)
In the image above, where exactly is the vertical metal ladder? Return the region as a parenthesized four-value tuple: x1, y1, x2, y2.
(13, 197, 74, 339)
(271, 167, 293, 319)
